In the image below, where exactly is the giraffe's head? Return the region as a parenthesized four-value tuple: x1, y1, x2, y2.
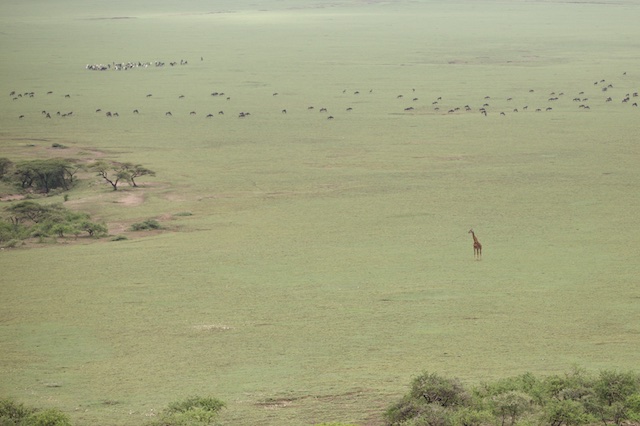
(468, 229, 474, 234)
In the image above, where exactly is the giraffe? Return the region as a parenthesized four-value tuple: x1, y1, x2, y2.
(468, 229, 482, 259)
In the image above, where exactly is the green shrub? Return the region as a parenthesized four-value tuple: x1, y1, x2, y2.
(384, 395, 426, 425)
(490, 391, 532, 426)
(409, 372, 469, 408)
(2, 201, 106, 241)
(449, 407, 493, 426)
(166, 396, 225, 415)
(544, 399, 593, 426)
(146, 396, 225, 426)
(130, 219, 161, 231)
(0, 398, 35, 422)
(27, 409, 72, 426)
(626, 393, 640, 421)
(594, 370, 639, 406)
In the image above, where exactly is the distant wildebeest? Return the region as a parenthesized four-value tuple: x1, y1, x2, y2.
(133, 109, 139, 114)
(282, 109, 287, 114)
(166, 111, 172, 116)
(327, 115, 334, 119)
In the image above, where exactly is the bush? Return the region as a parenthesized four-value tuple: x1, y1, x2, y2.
(146, 396, 225, 426)
(27, 409, 72, 426)
(130, 219, 161, 231)
(594, 370, 639, 406)
(626, 393, 640, 421)
(166, 396, 225, 415)
(490, 391, 532, 426)
(1, 202, 107, 241)
(544, 400, 593, 426)
(385, 368, 640, 426)
(449, 407, 493, 426)
(409, 372, 469, 408)
(0, 398, 35, 423)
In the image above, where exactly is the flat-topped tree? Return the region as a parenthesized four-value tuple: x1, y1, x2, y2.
(125, 163, 155, 187)
(13, 158, 80, 193)
(91, 161, 155, 191)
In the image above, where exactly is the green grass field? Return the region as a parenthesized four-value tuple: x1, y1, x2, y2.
(1, 1, 640, 425)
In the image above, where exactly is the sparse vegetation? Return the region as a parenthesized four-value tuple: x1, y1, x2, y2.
(385, 369, 640, 426)
(130, 219, 161, 231)
(0, 398, 70, 426)
(1, 201, 107, 243)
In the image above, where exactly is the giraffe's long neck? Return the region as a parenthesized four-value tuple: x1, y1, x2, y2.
(471, 231, 479, 244)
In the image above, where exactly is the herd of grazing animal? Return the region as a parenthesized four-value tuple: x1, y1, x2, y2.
(7, 66, 638, 122)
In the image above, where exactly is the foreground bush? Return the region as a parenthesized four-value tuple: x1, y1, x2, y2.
(145, 396, 225, 426)
(385, 368, 640, 426)
(0, 399, 70, 426)
(0, 398, 35, 423)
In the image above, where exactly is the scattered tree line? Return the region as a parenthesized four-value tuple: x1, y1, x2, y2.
(0, 201, 107, 245)
(0, 155, 156, 246)
(0, 157, 155, 194)
(385, 368, 640, 426)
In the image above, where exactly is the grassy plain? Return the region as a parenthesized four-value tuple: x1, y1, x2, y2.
(1, 0, 640, 425)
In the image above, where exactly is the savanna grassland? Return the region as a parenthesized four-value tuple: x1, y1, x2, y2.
(1, 0, 640, 425)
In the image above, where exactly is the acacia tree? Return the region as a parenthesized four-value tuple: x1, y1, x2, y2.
(13, 159, 80, 193)
(126, 163, 156, 187)
(92, 161, 155, 190)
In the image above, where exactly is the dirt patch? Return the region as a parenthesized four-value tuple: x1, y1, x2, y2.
(117, 191, 144, 206)
(192, 324, 233, 332)
(0, 194, 26, 202)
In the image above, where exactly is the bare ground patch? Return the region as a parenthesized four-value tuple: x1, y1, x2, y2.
(117, 191, 145, 207)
